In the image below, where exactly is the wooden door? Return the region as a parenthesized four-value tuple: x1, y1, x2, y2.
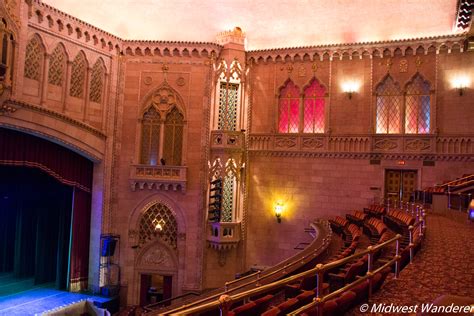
(385, 170, 418, 203)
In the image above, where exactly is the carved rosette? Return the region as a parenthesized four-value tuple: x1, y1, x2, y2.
(275, 136, 297, 149)
(302, 137, 324, 150)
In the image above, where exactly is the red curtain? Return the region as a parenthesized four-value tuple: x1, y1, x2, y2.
(0, 128, 93, 292)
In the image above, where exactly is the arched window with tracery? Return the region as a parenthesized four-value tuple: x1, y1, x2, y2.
(89, 59, 105, 103)
(1, 33, 7, 78)
(138, 203, 178, 249)
(140, 107, 161, 165)
(69, 52, 87, 98)
(278, 80, 300, 133)
(303, 78, 326, 133)
(48, 44, 66, 86)
(405, 74, 431, 134)
(163, 107, 184, 165)
(375, 75, 402, 134)
(0, 19, 14, 81)
(24, 35, 44, 81)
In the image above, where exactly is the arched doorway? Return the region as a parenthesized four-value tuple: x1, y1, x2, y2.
(133, 202, 179, 306)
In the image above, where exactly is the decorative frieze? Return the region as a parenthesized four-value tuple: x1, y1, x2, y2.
(248, 133, 474, 160)
(129, 165, 187, 192)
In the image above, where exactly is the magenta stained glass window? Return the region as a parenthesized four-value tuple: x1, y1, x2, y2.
(375, 75, 402, 134)
(303, 78, 326, 133)
(405, 74, 430, 134)
(278, 80, 300, 133)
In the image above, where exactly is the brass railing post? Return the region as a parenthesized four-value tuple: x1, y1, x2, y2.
(218, 294, 232, 316)
(408, 226, 414, 264)
(395, 237, 400, 279)
(256, 271, 261, 287)
(367, 246, 374, 299)
(315, 264, 324, 316)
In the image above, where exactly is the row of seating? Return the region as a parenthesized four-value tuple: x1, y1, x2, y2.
(423, 173, 474, 193)
(363, 217, 387, 245)
(345, 210, 367, 226)
(363, 204, 385, 218)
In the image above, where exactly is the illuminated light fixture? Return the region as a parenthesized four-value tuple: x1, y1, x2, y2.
(341, 81, 360, 99)
(153, 219, 165, 232)
(274, 202, 284, 223)
(469, 200, 474, 222)
(452, 75, 470, 96)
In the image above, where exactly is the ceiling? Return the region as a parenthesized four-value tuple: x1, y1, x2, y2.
(43, 0, 462, 50)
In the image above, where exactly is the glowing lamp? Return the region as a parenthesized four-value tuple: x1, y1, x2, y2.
(341, 81, 360, 99)
(274, 202, 284, 223)
(469, 200, 474, 222)
(452, 76, 470, 96)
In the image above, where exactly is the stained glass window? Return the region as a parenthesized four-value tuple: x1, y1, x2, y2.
(163, 107, 184, 165)
(303, 78, 326, 133)
(375, 76, 402, 134)
(218, 82, 239, 131)
(24, 36, 43, 81)
(140, 107, 161, 165)
(221, 172, 235, 222)
(48, 44, 66, 86)
(405, 74, 430, 134)
(279, 80, 300, 133)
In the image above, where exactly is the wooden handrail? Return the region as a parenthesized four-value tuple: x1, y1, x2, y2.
(435, 174, 474, 187)
(166, 234, 402, 315)
(158, 220, 332, 314)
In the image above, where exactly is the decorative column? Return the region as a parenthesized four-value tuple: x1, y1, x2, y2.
(40, 52, 50, 105)
(62, 61, 72, 113)
(83, 66, 91, 122)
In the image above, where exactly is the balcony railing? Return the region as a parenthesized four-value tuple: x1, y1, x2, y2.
(207, 221, 241, 251)
(130, 165, 187, 192)
(210, 131, 245, 152)
(248, 133, 474, 156)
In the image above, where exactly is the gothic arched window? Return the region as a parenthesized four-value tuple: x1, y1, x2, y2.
(140, 107, 161, 165)
(375, 75, 402, 134)
(303, 78, 326, 133)
(405, 74, 431, 134)
(163, 107, 184, 165)
(89, 59, 105, 103)
(278, 80, 300, 133)
(138, 202, 178, 249)
(48, 44, 66, 86)
(69, 52, 87, 98)
(24, 35, 44, 81)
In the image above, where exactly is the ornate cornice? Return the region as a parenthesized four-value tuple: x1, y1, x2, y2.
(248, 150, 474, 162)
(3, 99, 106, 138)
(247, 34, 468, 63)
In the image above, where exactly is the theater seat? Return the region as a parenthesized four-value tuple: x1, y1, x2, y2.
(335, 290, 357, 314)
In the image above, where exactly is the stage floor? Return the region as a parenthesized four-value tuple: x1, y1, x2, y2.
(0, 279, 111, 315)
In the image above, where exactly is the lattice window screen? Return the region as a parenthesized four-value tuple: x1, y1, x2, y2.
(375, 76, 402, 134)
(24, 36, 43, 81)
(140, 107, 161, 165)
(405, 74, 430, 134)
(69, 53, 86, 98)
(163, 107, 184, 165)
(48, 45, 65, 86)
(303, 78, 326, 133)
(279, 80, 300, 133)
(217, 82, 239, 130)
(221, 173, 235, 222)
(89, 59, 104, 103)
(138, 203, 178, 249)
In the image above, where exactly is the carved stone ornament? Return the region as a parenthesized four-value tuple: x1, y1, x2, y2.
(374, 139, 398, 150)
(142, 247, 174, 268)
(399, 59, 408, 73)
(143, 76, 153, 85)
(176, 77, 185, 86)
(302, 137, 324, 149)
(405, 139, 430, 151)
(0, 102, 17, 115)
(275, 137, 297, 148)
(298, 66, 306, 77)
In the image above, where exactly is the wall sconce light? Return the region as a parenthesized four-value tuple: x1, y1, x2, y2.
(341, 81, 360, 99)
(274, 202, 284, 223)
(452, 76, 470, 96)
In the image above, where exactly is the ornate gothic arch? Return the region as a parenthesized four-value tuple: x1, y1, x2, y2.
(140, 81, 187, 118)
